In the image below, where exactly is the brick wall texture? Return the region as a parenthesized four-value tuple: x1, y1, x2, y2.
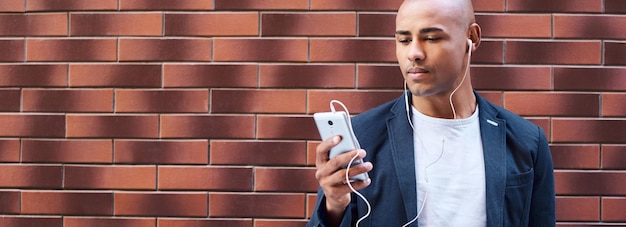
(0, 0, 625, 226)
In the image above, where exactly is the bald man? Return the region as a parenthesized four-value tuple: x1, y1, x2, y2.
(307, 0, 555, 226)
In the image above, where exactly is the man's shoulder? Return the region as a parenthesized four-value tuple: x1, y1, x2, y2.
(477, 95, 542, 136)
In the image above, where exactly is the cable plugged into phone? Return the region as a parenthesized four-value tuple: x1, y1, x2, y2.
(314, 100, 371, 226)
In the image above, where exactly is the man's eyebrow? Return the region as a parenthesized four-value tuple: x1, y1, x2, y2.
(395, 27, 444, 35)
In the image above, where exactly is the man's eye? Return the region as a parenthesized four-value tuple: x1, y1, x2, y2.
(424, 37, 441, 42)
(398, 39, 411, 44)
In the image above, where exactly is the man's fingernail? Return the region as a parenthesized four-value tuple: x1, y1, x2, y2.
(333, 136, 340, 144)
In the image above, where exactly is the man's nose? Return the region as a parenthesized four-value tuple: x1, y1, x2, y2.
(408, 42, 425, 62)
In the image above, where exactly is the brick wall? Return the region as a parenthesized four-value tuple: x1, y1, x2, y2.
(0, 0, 624, 226)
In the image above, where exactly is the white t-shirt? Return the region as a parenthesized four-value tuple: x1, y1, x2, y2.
(411, 106, 486, 227)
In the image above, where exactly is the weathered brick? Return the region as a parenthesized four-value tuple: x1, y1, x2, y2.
(114, 140, 208, 164)
(114, 192, 207, 217)
(158, 166, 253, 191)
(165, 13, 258, 36)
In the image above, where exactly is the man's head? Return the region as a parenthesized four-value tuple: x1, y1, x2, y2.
(395, 0, 481, 98)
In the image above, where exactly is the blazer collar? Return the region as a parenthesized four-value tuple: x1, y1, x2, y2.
(387, 92, 419, 222)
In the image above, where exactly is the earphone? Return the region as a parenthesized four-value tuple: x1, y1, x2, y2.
(401, 38, 473, 227)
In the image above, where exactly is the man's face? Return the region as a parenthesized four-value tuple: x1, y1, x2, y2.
(395, 0, 470, 98)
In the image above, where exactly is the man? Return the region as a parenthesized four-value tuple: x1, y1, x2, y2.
(307, 0, 556, 226)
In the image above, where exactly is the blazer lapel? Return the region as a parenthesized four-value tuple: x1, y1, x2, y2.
(477, 94, 506, 227)
(387, 93, 419, 222)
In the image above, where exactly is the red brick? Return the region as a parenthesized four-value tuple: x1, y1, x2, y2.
(255, 168, 318, 192)
(257, 116, 318, 140)
(477, 91, 503, 107)
(22, 89, 113, 112)
(472, 40, 504, 64)
(119, 39, 212, 62)
(69, 64, 162, 88)
(552, 119, 626, 143)
(602, 197, 626, 222)
(22, 139, 112, 163)
(554, 67, 626, 91)
(114, 140, 208, 164)
(64, 217, 155, 227)
(550, 144, 600, 169)
(0, 139, 19, 162)
(213, 39, 308, 62)
(158, 219, 252, 227)
(0, 114, 65, 137)
(260, 64, 354, 88)
(64, 165, 156, 190)
(603, 93, 626, 117)
(310, 39, 395, 62)
(605, 42, 626, 66)
(210, 140, 306, 166)
(115, 89, 208, 113)
(357, 65, 403, 89)
(555, 171, 626, 195)
(209, 193, 305, 218)
(503, 92, 599, 117)
(471, 66, 551, 91)
(358, 12, 396, 37)
(507, 0, 602, 12)
(0, 164, 63, 188)
(211, 89, 306, 114)
(477, 14, 551, 38)
(358, 13, 395, 37)
(307, 193, 317, 218)
(308, 90, 401, 114)
(27, 0, 117, 11)
(67, 114, 159, 138)
(0, 0, 24, 12)
(255, 219, 309, 227)
(166, 13, 257, 37)
(160, 115, 255, 139)
(0, 89, 21, 111)
(555, 15, 626, 39)
(27, 39, 116, 62)
(114, 192, 207, 217)
(0, 13, 67, 36)
(602, 145, 626, 170)
(164, 64, 257, 88)
(307, 141, 321, 166)
(71, 13, 162, 36)
(0, 191, 20, 213)
(215, 0, 308, 10)
(0, 40, 24, 62)
(606, 0, 626, 13)
(22, 191, 112, 215)
(263, 13, 356, 36)
(0, 64, 67, 87)
(158, 166, 252, 191)
(0, 217, 62, 226)
(472, 0, 505, 12)
(120, 0, 213, 10)
(310, 0, 402, 10)
(556, 196, 600, 221)
(505, 41, 601, 65)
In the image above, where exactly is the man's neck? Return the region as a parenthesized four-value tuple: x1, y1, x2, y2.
(411, 87, 477, 119)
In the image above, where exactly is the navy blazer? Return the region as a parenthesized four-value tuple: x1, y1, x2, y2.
(308, 92, 555, 227)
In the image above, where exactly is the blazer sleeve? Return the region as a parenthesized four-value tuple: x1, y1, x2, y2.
(529, 127, 556, 226)
(307, 188, 357, 227)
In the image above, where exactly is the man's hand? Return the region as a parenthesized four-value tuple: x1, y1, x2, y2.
(315, 135, 373, 225)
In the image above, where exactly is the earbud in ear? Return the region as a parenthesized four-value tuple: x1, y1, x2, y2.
(467, 39, 472, 49)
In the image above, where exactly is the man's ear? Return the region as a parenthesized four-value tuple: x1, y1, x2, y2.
(468, 23, 481, 51)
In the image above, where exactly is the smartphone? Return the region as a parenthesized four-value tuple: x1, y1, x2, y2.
(313, 111, 369, 181)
